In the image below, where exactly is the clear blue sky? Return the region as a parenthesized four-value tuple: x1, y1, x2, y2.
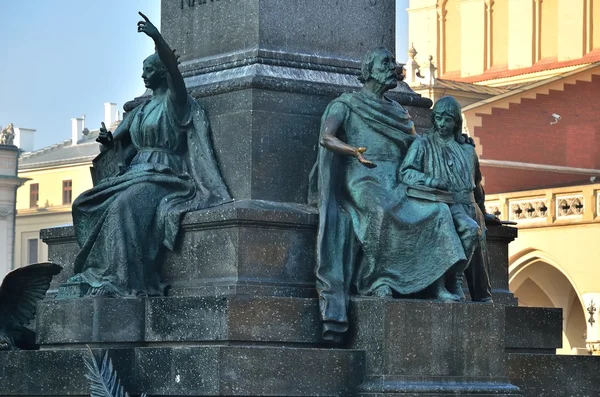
(0, 0, 408, 150)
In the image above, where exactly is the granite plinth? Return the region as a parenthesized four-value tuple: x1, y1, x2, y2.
(486, 225, 518, 306)
(162, 0, 394, 72)
(508, 353, 600, 396)
(194, 87, 429, 204)
(504, 306, 562, 353)
(43, 203, 519, 301)
(40, 225, 78, 293)
(36, 296, 321, 346)
(160, 0, 430, 205)
(43, 200, 319, 298)
(163, 200, 318, 297)
(0, 346, 364, 396)
(347, 298, 520, 396)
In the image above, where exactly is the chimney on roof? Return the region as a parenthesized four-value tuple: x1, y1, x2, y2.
(71, 117, 84, 145)
(104, 102, 118, 128)
(14, 127, 35, 152)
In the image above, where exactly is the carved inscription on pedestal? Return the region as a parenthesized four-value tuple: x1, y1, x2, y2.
(180, 0, 221, 9)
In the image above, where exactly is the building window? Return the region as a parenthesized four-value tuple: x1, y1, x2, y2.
(27, 238, 38, 264)
(30, 183, 39, 208)
(63, 180, 73, 205)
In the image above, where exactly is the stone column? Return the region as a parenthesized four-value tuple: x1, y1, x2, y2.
(161, 0, 430, 204)
(152, 0, 432, 296)
(0, 144, 26, 278)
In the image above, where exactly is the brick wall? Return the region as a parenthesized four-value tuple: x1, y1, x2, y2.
(476, 74, 600, 168)
(474, 73, 600, 193)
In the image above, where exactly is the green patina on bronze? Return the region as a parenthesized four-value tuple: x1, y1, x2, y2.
(309, 48, 496, 342)
(57, 13, 231, 299)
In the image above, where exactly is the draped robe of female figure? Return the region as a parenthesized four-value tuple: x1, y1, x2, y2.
(68, 94, 231, 297)
(308, 92, 466, 340)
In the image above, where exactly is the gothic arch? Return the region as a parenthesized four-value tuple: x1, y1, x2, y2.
(509, 249, 587, 354)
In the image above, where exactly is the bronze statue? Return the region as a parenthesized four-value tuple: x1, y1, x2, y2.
(0, 123, 15, 145)
(309, 48, 469, 342)
(58, 12, 231, 298)
(400, 96, 498, 302)
(0, 262, 62, 350)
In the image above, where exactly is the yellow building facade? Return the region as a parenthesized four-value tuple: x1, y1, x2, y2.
(15, 162, 94, 267)
(12, 105, 120, 270)
(407, 0, 600, 85)
(486, 184, 600, 355)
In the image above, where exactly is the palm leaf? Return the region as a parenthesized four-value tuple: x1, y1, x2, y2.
(83, 347, 129, 397)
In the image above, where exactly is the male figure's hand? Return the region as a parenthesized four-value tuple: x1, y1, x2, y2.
(354, 147, 377, 168)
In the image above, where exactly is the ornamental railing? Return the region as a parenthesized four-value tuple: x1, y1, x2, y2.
(485, 183, 600, 228)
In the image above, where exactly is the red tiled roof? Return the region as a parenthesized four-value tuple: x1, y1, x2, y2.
(443, 50, 600, 84)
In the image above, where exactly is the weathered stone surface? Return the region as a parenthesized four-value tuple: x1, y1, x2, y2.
(0, 346, 363, 396)
(158, 0, 431, 205)
(508, 353, 600, 396)
(40, 226, 77, 293)
(195, 88, 429, 203)
(487, 225, 518, 305)
(162, 0, 394, 71)
(36, 295, 321, 345)
(347, 299, 519, 395)
(505, 306, 562, 353)
(0, 348, 135, 397)
(36, 298, 145, 345)
(163, 200, 318, 297)
(42, 200, 319, 298)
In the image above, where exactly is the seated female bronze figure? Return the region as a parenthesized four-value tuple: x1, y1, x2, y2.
(59, 13, 231, 298)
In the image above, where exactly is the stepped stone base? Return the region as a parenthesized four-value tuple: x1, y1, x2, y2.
(42, 200, 319, 298)
(36, 296, 321, 346)
(508, 353, 600, 396)
(0, 346, 364, 397)
(347, 299, 520, 396)
(5, 292, 597, 396)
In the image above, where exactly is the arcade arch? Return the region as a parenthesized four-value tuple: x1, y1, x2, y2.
(510, 250, 587, 355)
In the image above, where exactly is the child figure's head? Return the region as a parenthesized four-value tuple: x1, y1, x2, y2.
(431, 96, 463, 142)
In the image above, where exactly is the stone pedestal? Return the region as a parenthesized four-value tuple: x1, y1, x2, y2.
(487, 225, 518, 305)
(5, 2, 600, 397)
(161, 0, 431, 204)
(0, 346, 364, 397)
(348, 299, 520, 396)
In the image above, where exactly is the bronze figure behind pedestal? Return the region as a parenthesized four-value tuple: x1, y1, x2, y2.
(57, 13, 231, 299)
(309, 48, 474, 342)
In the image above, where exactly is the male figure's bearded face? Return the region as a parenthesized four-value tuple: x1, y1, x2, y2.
(370, 51, 398, 90)
(433, 111, 457, 139)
